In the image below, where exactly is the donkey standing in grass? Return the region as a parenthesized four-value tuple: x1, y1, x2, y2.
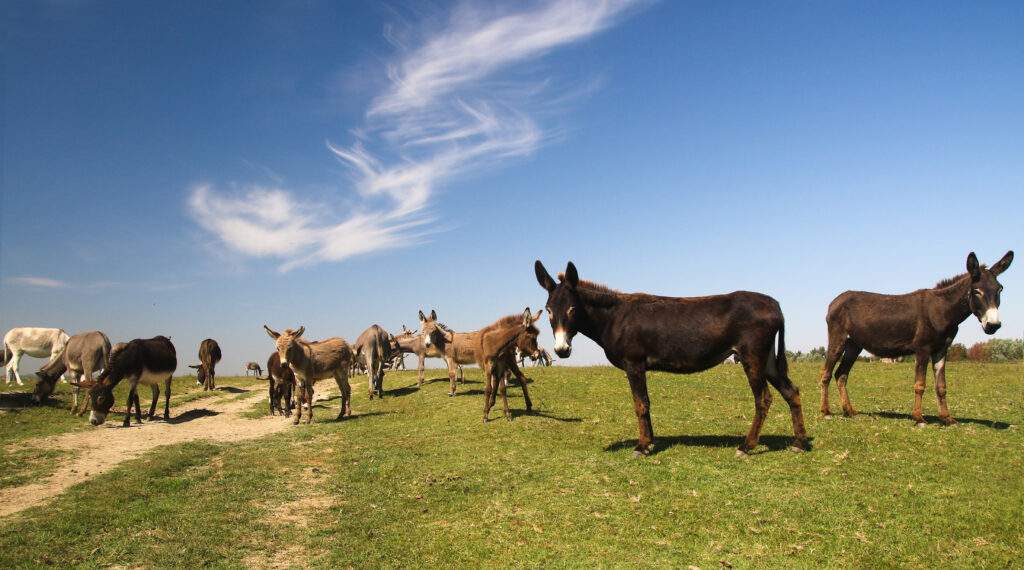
(196, 339, 222, 391)
(418, 311, 477, 396)
(394, 325, 442, 386)
(820, 251, 1013, 426)
(536, 260, 807, 457)
(354, 324, 393, 399)
(33, 331, 111, 415)
(4, 327, 70, 385)
(476, 309, 541, 423)
(265, 325, 353, 424)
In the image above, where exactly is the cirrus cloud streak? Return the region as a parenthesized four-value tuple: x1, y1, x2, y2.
(188, 0, 645, 271)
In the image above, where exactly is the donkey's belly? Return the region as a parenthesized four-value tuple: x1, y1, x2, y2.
(131, 367, 174, 386)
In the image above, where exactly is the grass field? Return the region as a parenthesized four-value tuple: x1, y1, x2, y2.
(1, 361, 1021, 568)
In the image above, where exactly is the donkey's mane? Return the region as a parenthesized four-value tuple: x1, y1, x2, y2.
(489, 314, 527, 329)
(935, 267, 984, 290)
(434, 322, 453, 333)
(560, 273, 620, 295)
(559, 273, 655, 308)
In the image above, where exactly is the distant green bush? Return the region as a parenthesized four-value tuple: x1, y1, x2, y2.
(988, 338, 1023, 361)
(784, 346, 826, 363)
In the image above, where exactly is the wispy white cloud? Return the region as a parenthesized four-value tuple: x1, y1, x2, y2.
(5, 277, 70, 289)
(188, 0, 645, 271)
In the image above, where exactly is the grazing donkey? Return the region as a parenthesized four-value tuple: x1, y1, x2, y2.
(264, 325, 353, 424)
(196, 338, 222, 391)
(476, 309, 541, 423)
(245, 361, 263, 376)
(4, 327, 70, 385)
(820, 251, 1013, 426)
(33, 331, 111, 415)
(265, 351, 294, 417)
(354, 324, 392, 399)
(536, 261, 808, 457)
(79, 336, 177, 427)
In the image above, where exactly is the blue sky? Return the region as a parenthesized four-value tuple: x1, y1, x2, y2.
(3, 0, 1021, 375)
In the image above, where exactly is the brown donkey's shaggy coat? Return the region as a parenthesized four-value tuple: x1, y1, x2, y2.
(819, 251, 1013, 425)
(265, 325, 353, 424)
(475, 308, 541, 423)
(536, 260, 807, 457)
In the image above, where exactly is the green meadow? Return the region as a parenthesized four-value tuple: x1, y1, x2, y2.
(1, 361, 1021, 568)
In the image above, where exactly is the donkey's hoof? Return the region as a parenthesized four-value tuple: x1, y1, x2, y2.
(632, 450, 647, 458)
(915, 421, 927, 428)
(822, 414, 834, 420)
(448, 393, 455, 398)
(734, 449, 749, 458)
(790, 446, 806, 454)
(506, 416, 513, 422)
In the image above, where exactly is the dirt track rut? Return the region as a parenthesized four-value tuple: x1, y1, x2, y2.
(1, 385, 338, 518)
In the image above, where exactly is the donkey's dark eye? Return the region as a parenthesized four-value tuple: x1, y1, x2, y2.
(972, 289, 983, 297)
(566, 307, 575, 318)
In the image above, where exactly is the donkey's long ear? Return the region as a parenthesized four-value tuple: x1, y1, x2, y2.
(294, 326, 305, 338)
(967, 252, 982, 282)
(265, 325, 280, 340)
(418, 310, 427, 325)
(522, 307, 533, 326)
(991, 250, 1014, 276)
(532, 309, 542, 322)
(535, 260, 557, 292)
(564, 262, 579, 289)
(430, 310, 437, 321)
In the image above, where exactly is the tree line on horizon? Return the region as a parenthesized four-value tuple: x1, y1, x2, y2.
(786, 338, 1023, 364)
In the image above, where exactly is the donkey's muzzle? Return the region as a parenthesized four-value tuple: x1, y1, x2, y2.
(983, 321, 1001, 334)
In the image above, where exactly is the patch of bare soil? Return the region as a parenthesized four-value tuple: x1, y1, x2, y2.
(0, 384, 341, 518)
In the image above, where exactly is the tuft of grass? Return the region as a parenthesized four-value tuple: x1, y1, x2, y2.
(0, 362, 1021, 568)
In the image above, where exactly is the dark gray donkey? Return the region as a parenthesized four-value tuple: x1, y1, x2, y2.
(820, 251, 1013, 426)
(33, 331, 112, 415)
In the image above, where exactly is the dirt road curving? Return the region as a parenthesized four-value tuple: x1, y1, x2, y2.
(0, 385, 339, 518)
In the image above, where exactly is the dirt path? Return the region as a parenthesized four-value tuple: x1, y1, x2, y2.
(0, 384, 340, 519)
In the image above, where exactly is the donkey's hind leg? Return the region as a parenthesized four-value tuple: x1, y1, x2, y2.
(737, 357, 773, 457)
(765, 373, 809, 452)
(819, 337, 846, 417)
(834, 342, 860, 417)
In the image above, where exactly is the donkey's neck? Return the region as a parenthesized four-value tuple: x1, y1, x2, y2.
(577, 289, 624, 346)
(932, 277, 973, 327)
(489, 326, 524, 358)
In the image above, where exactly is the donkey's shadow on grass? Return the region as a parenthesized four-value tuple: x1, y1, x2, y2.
(861, 411, 1013, 430)
(605, 434, 815, 456)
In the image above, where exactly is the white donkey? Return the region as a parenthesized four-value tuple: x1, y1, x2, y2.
(3, 327, 70, 385)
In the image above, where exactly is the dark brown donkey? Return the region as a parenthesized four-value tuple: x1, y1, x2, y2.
(819, 251, 1013, 426)
(536, 260, 808, 457)
(476, 308, 541, 423)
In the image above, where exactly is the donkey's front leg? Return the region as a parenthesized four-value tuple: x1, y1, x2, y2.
(624, 362, 653, 456)
(931, 350, 956, 426)
(911, 351, 930, 426)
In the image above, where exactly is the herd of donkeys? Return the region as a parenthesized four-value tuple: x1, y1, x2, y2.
(2, 252, 1013, 457)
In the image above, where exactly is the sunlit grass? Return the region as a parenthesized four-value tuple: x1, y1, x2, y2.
(1, 362, 1021, 567)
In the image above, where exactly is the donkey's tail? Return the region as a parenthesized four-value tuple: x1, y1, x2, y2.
(1, 343, 11, 366)
(773, 320, 789, 380)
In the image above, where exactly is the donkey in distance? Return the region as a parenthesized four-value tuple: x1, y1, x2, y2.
(536, 260, 808, 457)
(819, 251, 1013, 426)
